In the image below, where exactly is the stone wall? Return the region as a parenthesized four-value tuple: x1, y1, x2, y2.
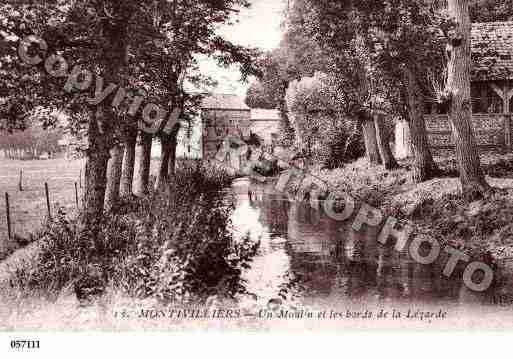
(202, 109, 251, 158)
(424, 114, 508, 148)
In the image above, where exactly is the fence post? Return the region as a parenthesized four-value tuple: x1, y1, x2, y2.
(18, 169, 23, 191)
(75, 182, 79, 209)
(5, 193, 11, 240)
(79, 169, 82, 189)
(45, 182, 52, 220)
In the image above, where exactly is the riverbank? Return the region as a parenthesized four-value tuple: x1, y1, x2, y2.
(0, 162, 261, 325)
(299, 151, 513, 263)
(0, 156, 168, 261)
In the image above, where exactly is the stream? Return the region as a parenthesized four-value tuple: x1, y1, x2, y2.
(228, 177, 512, 315)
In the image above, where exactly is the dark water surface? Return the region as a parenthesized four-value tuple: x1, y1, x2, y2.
(229, 178, 511, 313)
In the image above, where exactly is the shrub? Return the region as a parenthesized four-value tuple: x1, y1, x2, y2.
(116, 186, 258, 303)
(9, 208, 137, 301)
(9, 166, 258, 305)
(285, 72, 364, 168)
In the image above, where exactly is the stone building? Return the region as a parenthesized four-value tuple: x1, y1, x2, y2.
(201, 94, 251, 159)
(250, 109, 281, 148)
(396, 21, 513, 158)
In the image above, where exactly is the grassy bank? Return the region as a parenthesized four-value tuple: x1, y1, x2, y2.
(0, 158, 85, 259)
(1, 162, 260, 327)
(300, 151, 513, 262)
(0, 155, 173, 260)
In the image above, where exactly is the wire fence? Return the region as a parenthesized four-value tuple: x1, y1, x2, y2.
(0, 164, 84, 258)
(3, 181, 83, 237)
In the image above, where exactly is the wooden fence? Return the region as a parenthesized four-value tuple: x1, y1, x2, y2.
(424, 113, 512, 150)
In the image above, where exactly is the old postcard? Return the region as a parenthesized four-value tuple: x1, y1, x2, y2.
(2, 1, 513, 349)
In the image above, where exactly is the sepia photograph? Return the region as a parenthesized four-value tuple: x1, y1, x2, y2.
(2, 0, 513, 352)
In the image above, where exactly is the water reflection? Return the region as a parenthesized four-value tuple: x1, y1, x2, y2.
(230, 179, 499, 309)
(230, 178, 291, 306)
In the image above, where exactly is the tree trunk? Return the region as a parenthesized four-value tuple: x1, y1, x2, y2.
(167, 135, 177, 177)
(155, 134, 178, 190)
(136, 132, 153, 196)
(83, 112, 111, 228)
(120, 131, 137, 197)
(374, 114, 399, 170)
(81, 4, 134, 227)
(104, 144, 123, 212)
(278, 83, 295, 147)
(361, 115, 382, 165)
(404, 67, 440, 182)
(446, 0, 490, 199)
(156, 135, 172, 190)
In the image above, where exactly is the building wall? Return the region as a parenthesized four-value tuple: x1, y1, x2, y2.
(395, 113, 510, 158)
(201, 108, 251, 158)
(250, 120, 280, 146)
(424, 114, 507, 148)
(418, 79, 513, 151)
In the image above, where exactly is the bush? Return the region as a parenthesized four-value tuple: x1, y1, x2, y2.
(285, 72, 364, 168)
(10, 166, 259, 305)
(8, 208, 137, 301)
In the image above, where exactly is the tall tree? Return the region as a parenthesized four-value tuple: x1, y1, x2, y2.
(1, 0, 259, 222)
(245, 81, 276, 109)
(358, 0, 445, 180)
(135, 132, 153, 196)
(403, 67, 440, 181)
(439, 0, 490, 198)
(119, 126, 138, 198)
(374, 113, 399, 169)
(285, 0, 398, 167)
(252, 48, 300, 147)
(93, 2, 135, 214)
(1, 0, 137, 224)
(294, 0, 446, 179)
(134, 1, 259, 190)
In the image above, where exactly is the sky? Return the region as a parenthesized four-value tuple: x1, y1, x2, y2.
(177, 1, 288, 156)
(196, 0, 287, 96)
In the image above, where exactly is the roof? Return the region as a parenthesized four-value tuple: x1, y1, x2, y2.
(472, 21, 513, 81)
(201, 94, 250, 111)
(251, 109, 281, 121)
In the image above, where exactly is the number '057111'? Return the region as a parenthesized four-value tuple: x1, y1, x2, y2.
(10, 340, 40, 350)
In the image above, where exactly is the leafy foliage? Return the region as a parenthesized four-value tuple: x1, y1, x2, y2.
(244, 81, 276, 109)
(0, 120, 62, 159)
(0, 0, 261, 152)
(10, 164, 259, 304)
(285, 72, 364, 167)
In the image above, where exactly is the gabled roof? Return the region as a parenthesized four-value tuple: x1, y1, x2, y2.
(472, 21, 513, 81)
(201, 94, 250, 111)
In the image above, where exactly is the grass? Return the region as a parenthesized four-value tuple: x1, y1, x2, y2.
(307, 150, 513, 206)
(0, 162, 255, 329)
(2, 148, 513, 328)
(0, 158, 85, 259)
(0, 151, 166, 260)
(303, 150, 513, 262)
